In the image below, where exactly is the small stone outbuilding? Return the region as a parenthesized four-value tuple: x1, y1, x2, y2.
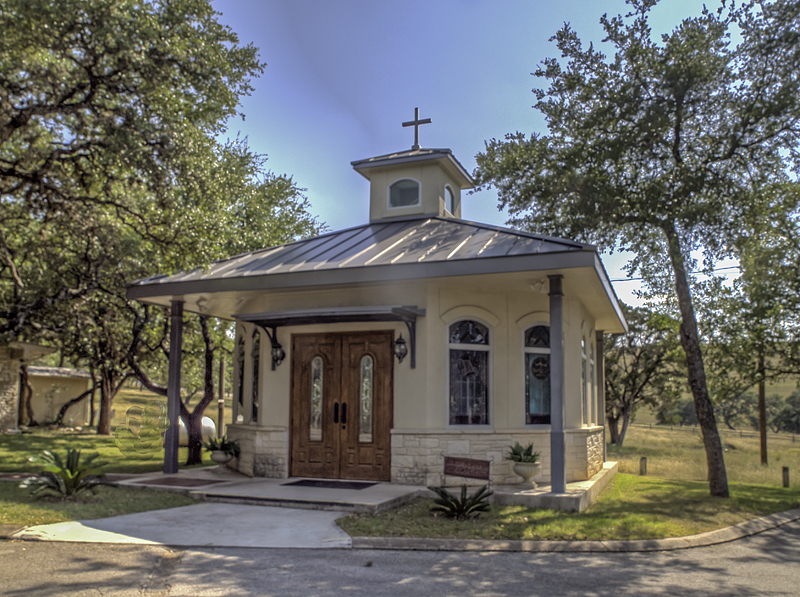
(0, 342, 57, 431)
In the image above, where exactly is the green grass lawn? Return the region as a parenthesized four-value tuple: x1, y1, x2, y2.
(0, 388, 231, 527)
(2, 387, 235, 474)
(338, 474, 800, 541)
(0, 482, 197, 526)
(0, 428, 221, 474)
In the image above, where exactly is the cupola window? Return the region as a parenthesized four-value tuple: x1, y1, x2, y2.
(444, 185, 455, 214)
(388, 179, 420, 208)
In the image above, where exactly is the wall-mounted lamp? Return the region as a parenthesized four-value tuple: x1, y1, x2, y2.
(394, 334, 408, 363)
(262, 326, 285, 370)
(271, 343, 286, 369)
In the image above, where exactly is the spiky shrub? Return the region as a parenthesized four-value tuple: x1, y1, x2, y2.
(505, 442, 541, 463)
(203, 436, 241, 458)
(428, 484, 493, 520)
(20, 449, 110, 498)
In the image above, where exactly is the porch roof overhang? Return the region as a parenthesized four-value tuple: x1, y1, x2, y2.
(236, 306, 425, 368)
(234, 305, 424, 328)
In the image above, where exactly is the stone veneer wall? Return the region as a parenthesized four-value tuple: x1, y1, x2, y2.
(226, 424, 289, 478)
(567, 427, 605, 481)
(390, 427, 605, 487)
(0, 348, 20, 431)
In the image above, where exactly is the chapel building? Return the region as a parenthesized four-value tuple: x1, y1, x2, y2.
(128, 114, 627, 489)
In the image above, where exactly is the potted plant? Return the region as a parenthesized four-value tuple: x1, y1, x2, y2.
(506, 442, 541, 489)
(203, 436, 241, 465)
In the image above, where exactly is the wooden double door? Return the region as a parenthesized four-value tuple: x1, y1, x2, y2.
(290, 331, 393, 481)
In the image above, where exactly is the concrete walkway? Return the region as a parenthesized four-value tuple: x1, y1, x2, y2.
(11, 502, 353, 549)
(4, 465, 800, 552)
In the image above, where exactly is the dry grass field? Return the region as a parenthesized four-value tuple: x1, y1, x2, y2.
(608, 424, 800, 488)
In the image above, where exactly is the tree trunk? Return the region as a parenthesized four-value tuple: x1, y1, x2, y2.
(608, 413, 621, 445)
(182, 315, 217, 466)
(664, 224, 729, 497)
(618, 410, 631, 446)
(758, 352, 767, 466)
(18, 364, 36, 426)
(181, 410, 206, 466)
(97, 370, 114, 435)
(56, 385, 94, 425)
(89, 371, 96, 428)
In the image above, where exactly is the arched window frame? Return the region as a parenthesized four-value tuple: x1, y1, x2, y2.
(387, 177, 421, 209)
(447, 318, 492, 426)
(524, 324, 551, 425)
(444, 184, 455, 215)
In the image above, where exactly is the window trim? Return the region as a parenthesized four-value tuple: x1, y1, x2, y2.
(387, 177, 421, 210)
(446, 317, 493, 428)
(444, 184, 455, 215)
(523, 322, 552, 427)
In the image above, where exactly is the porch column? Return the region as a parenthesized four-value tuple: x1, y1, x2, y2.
(548, 275, 566, 494)
(164, 300, 184, 474)
(596, 330, 606, 462)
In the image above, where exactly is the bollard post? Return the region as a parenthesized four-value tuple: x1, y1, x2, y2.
(640, 456, 647, 476)
(783, 467, 790, 488)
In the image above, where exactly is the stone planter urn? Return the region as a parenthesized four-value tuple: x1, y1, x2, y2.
(512, 462, 541, 489)
(210, 450, 233, 465)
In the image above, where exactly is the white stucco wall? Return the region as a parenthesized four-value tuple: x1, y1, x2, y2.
(226, 275, 604, 483)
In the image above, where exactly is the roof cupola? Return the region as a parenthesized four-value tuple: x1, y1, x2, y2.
(351, 108, 474, 222)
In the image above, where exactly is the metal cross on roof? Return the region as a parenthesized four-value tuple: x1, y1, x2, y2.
(402, 107, 432, 151)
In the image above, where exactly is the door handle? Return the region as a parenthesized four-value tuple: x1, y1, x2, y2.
(341, 403, 347, 425)
(333, 402, 339, 424)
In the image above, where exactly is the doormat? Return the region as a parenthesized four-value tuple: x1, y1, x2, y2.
(282, 479, 378, 490)
(132, 477, 229, 488)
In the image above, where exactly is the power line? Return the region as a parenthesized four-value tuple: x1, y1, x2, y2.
(610, 265, 741, 283)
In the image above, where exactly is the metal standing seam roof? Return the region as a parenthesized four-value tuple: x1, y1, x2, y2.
(128, 215, 596, 293)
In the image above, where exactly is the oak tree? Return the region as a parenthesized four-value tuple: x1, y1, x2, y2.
(475, 0, 800, 496)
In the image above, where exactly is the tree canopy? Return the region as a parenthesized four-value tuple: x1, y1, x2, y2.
(474, 0, 800, 497)
(604, 304, 681, 446)
(0, 0, 322, 437)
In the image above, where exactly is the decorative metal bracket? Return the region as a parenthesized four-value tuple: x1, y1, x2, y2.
(258, 325, 285, 370)
(403, 318, 417, 369)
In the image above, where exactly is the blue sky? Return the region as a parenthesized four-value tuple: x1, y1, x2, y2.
(209, 0, 712, 305)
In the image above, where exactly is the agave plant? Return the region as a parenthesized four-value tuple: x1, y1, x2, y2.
(505, 442, 541, 463)
(20, 449, 111, 498)
(203, 436, 241, 458)
(428, 484, 493, 520)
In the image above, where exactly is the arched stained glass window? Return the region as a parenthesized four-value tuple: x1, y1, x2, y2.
(525, 325, 551, 424)
(448, 320, 490, 425)
(525, 325, 550, 349)
(309, 356, 323, 441)
(359, 355, 374, 443)
(449, 320, 489, 345)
